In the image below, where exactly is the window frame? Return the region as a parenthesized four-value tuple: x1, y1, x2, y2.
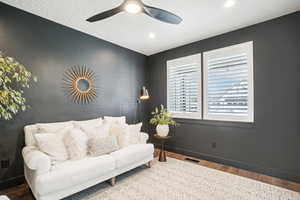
(167, 54, 202, 120)
(203, 41, 254, 123)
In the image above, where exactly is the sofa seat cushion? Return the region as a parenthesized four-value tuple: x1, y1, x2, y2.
(110, 144, 154, 169)
(34, 155, 115, 196)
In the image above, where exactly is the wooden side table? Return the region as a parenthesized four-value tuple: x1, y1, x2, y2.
(154, 134, 171, 162)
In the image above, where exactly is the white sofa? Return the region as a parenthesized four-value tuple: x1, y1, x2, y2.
(22, 120, 154, 200)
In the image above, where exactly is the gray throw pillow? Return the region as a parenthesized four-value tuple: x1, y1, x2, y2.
(88, 136, 119, 156)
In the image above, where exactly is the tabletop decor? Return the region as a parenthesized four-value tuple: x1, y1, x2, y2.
(62, 65, 97, 104)
(0, 51, 37, 120)
(150, 105, 177, 137)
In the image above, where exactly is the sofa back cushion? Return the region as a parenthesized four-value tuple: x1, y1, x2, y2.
(24, 121, 73, 146)
(24, 118, 104, 147)
(104, 116, 126, 125)
(72, 118, 103, 128)
(73, 118, 106, 139)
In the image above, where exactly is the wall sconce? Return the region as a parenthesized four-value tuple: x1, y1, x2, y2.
(136, 86, 150, 123)
(139, 86, 150, 100)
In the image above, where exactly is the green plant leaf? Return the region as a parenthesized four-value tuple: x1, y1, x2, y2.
(149, 104, 178, 126)
(0, 52, 36, 120)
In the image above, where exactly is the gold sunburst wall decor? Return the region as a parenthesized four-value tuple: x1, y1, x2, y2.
(62, 65, 97, 104)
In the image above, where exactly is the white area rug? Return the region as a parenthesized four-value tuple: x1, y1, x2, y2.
(66, 157, 300, 200)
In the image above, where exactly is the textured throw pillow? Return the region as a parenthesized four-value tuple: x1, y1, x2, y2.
(104, 116, 126, 125)
(35, 134, 68, 162)
(35, 126, 73, 162)
(64, 128, 88, 160)
(88, 136, 119, 156)
(127, 123, 143, 145)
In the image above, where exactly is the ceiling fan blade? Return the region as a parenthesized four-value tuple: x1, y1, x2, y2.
(87, 6, 123, 22)
(143, 5, 182, 25)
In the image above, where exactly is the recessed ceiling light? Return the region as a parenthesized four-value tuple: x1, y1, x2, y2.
(224, 0, 236, 8)
(124, 2, 142, 14)
(149, 32, 156, 39)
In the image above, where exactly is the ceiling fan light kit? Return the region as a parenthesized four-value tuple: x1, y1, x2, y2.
(87, 0, 182, 25)
(124, 0, 142, 14)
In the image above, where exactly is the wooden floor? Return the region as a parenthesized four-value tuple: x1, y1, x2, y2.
(1, 150, 300, 200)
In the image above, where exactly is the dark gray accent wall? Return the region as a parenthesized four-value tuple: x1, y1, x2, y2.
(147, 11, 300, 183)
(0, 3, 147, 188)
(0, 1, 300, 190)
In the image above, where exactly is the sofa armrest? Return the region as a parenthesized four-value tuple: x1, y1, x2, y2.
(22, 146, 51, 175)
(140, 132, 149, 144)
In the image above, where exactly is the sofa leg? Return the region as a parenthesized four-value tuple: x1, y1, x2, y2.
(110, 177, 116, 186)
(147, 160, 153, 168)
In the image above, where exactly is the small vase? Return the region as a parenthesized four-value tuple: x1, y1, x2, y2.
(156, 124, 169, 137)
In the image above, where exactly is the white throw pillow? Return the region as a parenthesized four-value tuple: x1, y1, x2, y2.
(97, 123, 111, 138)
(109, 123, 128, 137)
(75, 122, 110, 139)
(75, 124, 97, 138)
(127, 123, 143, 145)
(35, 126, 72, 162)
(104, 116, 126, 125)
(88, 136, 119, 156)
(107, 123, 131, 148)
(64, 128, 88, 160)
(117, 132, 130, 148)
(103, 117, 128, 148)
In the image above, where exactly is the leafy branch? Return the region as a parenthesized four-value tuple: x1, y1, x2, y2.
(0, 51, 37, 120)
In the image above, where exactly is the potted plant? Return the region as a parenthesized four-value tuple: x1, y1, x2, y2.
(150, 105, 177, 137)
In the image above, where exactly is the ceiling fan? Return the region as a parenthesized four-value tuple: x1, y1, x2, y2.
(87, 0, 183, 25)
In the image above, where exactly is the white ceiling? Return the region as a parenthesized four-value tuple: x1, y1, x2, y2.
(2, 0, 300, 55)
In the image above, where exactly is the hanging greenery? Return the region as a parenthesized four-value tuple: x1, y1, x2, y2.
(0, 51, 37, 120)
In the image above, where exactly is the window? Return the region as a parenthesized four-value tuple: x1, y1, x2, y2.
(203, 41, 254, 122)
(167, 54, 202, 119)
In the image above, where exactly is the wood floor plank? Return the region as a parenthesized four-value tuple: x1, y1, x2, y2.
(162, 149, 300, 193)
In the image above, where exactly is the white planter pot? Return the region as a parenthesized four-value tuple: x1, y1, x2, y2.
(156, 124, 169, 137)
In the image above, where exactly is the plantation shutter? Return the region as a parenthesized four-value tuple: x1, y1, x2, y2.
(167, 54, 201, 119)
(204, 42, 254, 122)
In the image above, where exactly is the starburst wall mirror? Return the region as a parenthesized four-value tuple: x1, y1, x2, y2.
(62, 66, 97, 104)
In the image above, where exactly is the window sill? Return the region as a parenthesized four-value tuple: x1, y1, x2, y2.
(173, 118, 256, 129)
